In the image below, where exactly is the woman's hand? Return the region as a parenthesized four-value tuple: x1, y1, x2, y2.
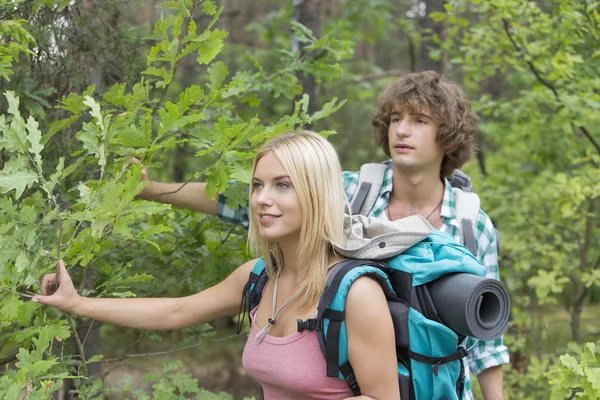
(32, 260, 81, 312)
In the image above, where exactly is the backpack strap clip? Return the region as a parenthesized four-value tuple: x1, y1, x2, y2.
(408, 344, 469, 377)
(297, 318, 323, 332)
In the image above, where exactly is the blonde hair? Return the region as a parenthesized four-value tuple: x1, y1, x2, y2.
(247, 131, 346, 311)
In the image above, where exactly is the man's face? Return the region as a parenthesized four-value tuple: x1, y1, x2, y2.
(387, 107, 445, 175)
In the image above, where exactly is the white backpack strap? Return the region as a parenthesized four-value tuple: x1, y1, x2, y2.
(454, 188, 480, 256)
(348, 162, 388, 216)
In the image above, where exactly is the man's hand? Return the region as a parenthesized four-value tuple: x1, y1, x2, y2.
(127, 157, 151, 198)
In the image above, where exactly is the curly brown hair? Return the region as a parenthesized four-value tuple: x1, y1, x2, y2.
(371, 71, 479, 178)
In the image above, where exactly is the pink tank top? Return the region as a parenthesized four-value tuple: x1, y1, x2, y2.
(242, 306, 353, 400)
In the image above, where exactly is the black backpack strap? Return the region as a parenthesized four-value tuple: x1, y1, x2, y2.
(407, 345, 469, 377)
(340, 362, 361, 396)
(236, 259, 268, 334)
(324, 309, 345, 378)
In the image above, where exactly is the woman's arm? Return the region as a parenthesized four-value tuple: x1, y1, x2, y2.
(343, 276, 400, 400)
(32, 259, 255, 330)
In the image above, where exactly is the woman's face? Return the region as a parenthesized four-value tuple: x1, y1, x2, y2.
(250, 152, 303, 243)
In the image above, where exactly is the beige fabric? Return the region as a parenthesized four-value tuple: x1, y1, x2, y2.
(334, 214, 433, 260)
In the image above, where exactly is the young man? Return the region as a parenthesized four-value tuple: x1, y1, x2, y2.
(134, 71, 509, 399)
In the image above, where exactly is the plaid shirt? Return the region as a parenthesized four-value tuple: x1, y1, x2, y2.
(218, 163, 509, 399)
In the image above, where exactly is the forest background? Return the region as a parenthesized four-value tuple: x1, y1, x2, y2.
(1, 0, 600, 399)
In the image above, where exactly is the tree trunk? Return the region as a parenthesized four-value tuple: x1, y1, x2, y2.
(77, 0, 105, 94)
(571, 198, 595, 343)
(419, 0, 445, 73)
(218, 0, 229, 32)
(292, 0, 321, 117)
(236, 0, 247, 44)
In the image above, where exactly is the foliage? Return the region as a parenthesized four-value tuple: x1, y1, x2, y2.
(433, 0, 600, 397)
(3, 0, 600, 398)
(0, 0, 351, 397)
(548, 342, 600, 400)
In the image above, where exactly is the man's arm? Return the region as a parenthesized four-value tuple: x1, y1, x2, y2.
(138, 180, 218, 214)
(471, 211, 510, 399)
(477, 365, 504, 400)
(130, 158, 219, 214)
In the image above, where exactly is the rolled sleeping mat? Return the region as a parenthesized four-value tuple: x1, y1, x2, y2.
(426, 273, 510, 341)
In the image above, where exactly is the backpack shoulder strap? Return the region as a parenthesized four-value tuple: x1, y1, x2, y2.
(297, 259, 394, 395)
(454, 188, 480, 256)
(348, 162, 389, 216)
(450, 169, 501, 256)
(236, 258, 269, 334)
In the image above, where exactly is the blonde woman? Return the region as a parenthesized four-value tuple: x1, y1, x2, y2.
(33, 131, 400, 400)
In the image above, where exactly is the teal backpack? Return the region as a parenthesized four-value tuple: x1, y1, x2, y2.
(237, 223, 510, 400)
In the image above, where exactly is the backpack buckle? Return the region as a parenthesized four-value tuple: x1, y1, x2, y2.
(297, 318, 321, 332)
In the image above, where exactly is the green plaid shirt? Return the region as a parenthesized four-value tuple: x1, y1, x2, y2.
(218, 163, 509, 399)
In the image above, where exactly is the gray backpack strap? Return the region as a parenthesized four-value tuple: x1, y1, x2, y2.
(451, 169, 500, 255)
(454, 188, 480, 256)
(348, 163, 388, 216)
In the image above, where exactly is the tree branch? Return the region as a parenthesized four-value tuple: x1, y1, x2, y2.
(501, 18, 600, 154)
(344, 69, 403, 83)
(93, 333, 238, 364)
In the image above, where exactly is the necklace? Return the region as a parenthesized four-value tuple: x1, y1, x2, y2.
(255, 270, 306, 343)
(255, 260, 342, 343)
(385, 197, 443, 224)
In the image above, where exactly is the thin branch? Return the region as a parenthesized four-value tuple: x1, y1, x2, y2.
(93, 332, 240, 364)
(593, 253, 600, 272)
(501, 18, 600, 154)
(501, 18, 559, 100)
(180, 225, 238, 281)
(95, 342, 201, 363)
(0, 287, 36, 298)
(81, 320, 96, 349)
(579, 126, 600, 155)
(136, 175, 196, 200)
(344, 69, 402, 84)
(64, 313, 88, 376)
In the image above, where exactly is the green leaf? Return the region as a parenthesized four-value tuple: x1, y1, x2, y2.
(196, 30, 228, 65)
(118, 124, 151, 148)
(88, 355, 104, 363)
(91, 217, 110, 238)
(207, 61, 228, 90)
(83, 96, 105, 131)
(1, 91, 28, 152)
(46, 157, 64, 195)
(0, 296, 22, 321)
(202, 0, 217, 15)
(230, 163, 251, 183)
(77, 124, 106, 168)
(0, 170, 38, 199)
(26, 116, 43, 168)
(44, 116, 79, 145)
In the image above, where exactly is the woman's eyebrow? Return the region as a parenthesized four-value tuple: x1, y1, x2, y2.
(252, 175, 291, 181)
